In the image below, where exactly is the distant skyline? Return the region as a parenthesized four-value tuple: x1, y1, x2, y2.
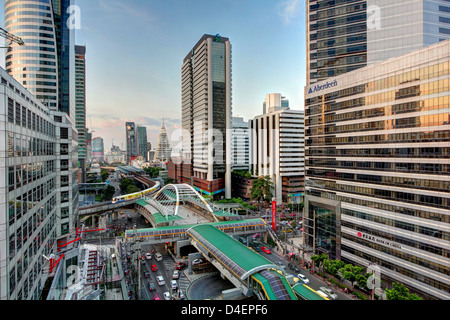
(0, 0, 307, 151)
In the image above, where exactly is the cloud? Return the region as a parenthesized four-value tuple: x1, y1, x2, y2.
(278, 0, 302, 25)
(98, 0, 156, 21)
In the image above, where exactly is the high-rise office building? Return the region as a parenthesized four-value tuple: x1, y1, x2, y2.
(179, 34, 232, 199)
(75, 45, 87, 182)
(5, 0, 75, 118)
(125, 122, 137, 165)
(306, 0, 450, 85)
(92, 137, 104, 163)
(249, 107, 305, 204)
(0, 68, 80, 299)
(304, 40, 450, 300)
(231, 116, 250, 171)
(137, 125, 148, 161)
(263, 93, 289, 114)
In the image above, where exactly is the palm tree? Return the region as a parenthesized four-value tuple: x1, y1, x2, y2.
(251, 176, 274, 202)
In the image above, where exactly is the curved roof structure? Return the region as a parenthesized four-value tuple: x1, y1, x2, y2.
(187, 224, 278, 281)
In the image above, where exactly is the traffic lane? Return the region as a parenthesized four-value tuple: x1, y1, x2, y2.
(260, 250, 351, 300)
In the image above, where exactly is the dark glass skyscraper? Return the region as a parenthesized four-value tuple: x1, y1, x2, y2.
(5, 0, 75, 119)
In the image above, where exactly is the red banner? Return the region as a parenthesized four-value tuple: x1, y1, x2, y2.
(272, 199, 277, 232)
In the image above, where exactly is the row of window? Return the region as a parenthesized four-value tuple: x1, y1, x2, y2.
(306, 147, 450, 158)
(307, 62, 450, 108)
(310, 179, 449, 209)
(8, 161, 56, 193)
(341, 244, 450, 295)
(307, 189, 450, 225)
(306, 169, 450, 193)
(306, 97, 450, 125)
(9, 223, 56, 299)
(343, 208, 450, 241)
(307, 113, 449, 136)
(306, 129, 450, 146)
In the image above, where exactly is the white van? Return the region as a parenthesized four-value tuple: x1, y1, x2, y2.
(155, 252, 163, 261)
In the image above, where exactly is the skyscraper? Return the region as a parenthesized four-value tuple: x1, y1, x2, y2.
(153, 120, 171, 162)
(5, 0, 75, 118)
(304, 40, 450, 300)
(75, 45, 87, 182)
(306, 0, 450, 85)
(231, 117, 250, 171)
(125, 122, 136, 164)
(180, 34, 232, 199)
(137, 125, 148, 161)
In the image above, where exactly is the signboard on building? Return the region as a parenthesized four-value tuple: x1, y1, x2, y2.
(272, 198, 277, 232)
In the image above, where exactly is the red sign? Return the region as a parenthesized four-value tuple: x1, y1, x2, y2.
(272, 199, 277, 232)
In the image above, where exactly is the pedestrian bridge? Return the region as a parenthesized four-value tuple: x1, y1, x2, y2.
(124, 219, 298, 300)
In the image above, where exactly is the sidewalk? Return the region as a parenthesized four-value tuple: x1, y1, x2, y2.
(272, 237, 360, 300)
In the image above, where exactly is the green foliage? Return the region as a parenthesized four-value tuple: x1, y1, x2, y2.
(126, 184, 140, 194)
(250, 176, 273, 202)
(323, 259, 345, 276)
(101, 185, 116, 201)
(232, 170, 252, 179)
(339, 264, 367, 287)
(311, 253, 328, 265)
(144, 167, 163, 178)
(385, 283, 422, 300)
(120, 178, 135, 194)
(100, 169, 109, 182)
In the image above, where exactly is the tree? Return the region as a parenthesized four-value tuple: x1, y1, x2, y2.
(339, 264, 366, 287)
(101, 185, 116, 201)
(120, 178, 135, 194)
(100, 169, 109, 182)
(250, 176, 273, 202)
(144, 167, 163, 178)
(323, 259, 345, 276)
(126, 184, 140, 194)
(385, 283, 422, 300)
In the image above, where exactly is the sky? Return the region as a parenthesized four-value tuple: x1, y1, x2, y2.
(2, 0, 307, 151)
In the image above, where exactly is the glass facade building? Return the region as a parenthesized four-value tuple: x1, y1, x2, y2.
(307, 0, 450, 85)
(74, 45, 86, 181)
(304, 40, 450, 300)
(5, 0, 75, 119)
(1, 68, 59, 300)
(176, 34, 232, 198)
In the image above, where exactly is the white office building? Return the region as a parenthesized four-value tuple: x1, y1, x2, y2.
(0, 68, 79, 300)
(231, 116, 249, 171)
(249, 107, 305, 204)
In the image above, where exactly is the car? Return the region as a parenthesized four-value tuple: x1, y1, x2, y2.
(172, 270, 180, 279)
(253, 246, 261, 253)
(145, 253, 152, 260)
(192, 258, 203, 265)
(179, 290, 186, 300)
(155, 252, 163, 261)
(163, 292, 171, 300)
(297, 274, 310, 284)
(153, 293, 160, 300)
(175, 262, 187, 270)
(156, 276, 165, 286)
(319, 287, 338, 300)
(151, 264, 158, 272)
(275, 261, 286, 269)
(144, 272, 151, 278)
(261, 246, 271, 254)
(149, 282, 156, 291)
(171, 280, 178, 290)
(288, 263, 300, 273)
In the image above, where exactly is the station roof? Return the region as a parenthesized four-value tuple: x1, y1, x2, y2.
(187, 224, 278, 280)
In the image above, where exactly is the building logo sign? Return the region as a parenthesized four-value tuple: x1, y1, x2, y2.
(308, 80, 338, 94)
(215, 34, 223, 42)
(357, 232, 402, 250)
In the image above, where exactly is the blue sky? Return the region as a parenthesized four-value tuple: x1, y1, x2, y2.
(2, 0, 307, 150)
